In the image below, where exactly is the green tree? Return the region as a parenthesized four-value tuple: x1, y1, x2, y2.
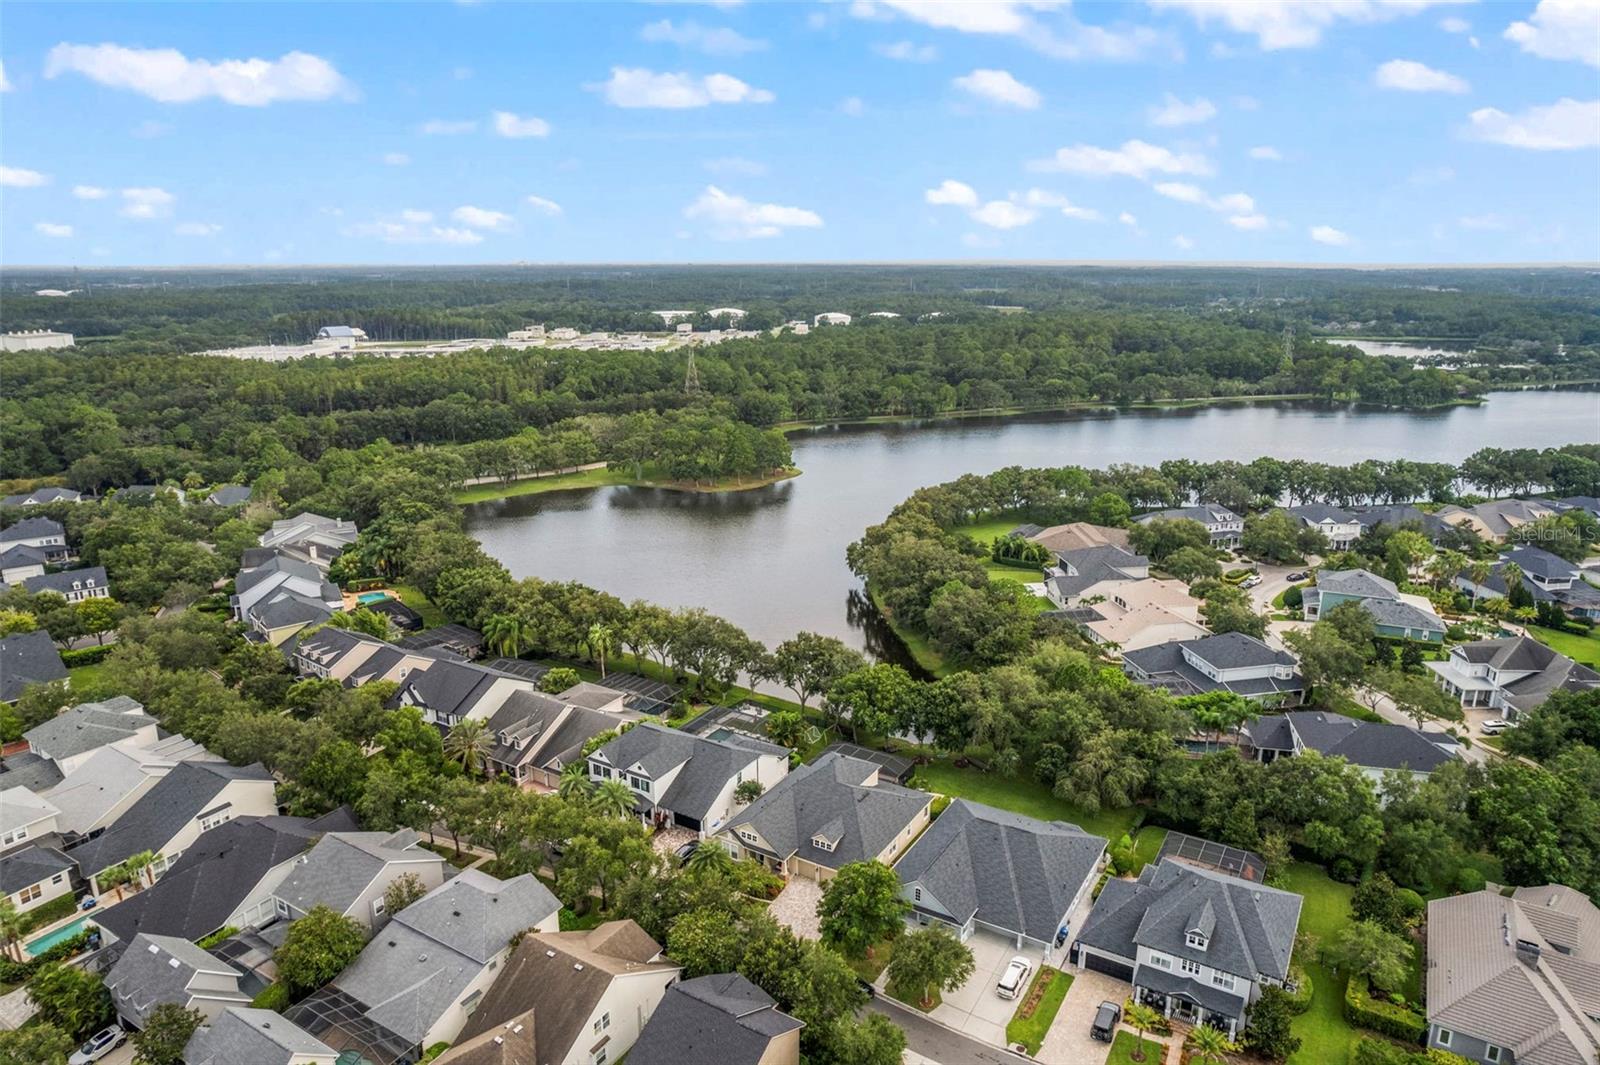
(764, 709, 808, 748)
(1186, 1024, 1239, 1065)
(1242, 986, 1302, 1062)
(539, 667, 582, 694)
(443, 718, 493, 773)
(132, 1002, 203, 1065)
(583, 622, 616, 677)
(1124, 1002, 1165, 1063)
(74, 597, 123, 644)
(0, 898, 24, 962)
(825, 664, 914, 742)
(667, 906, 748, 978)
(1284, 623, 1368, 700)
(817, 860, 911, 959)
(885, 924, 975, 1008)
(383, 872, 429, 916)
(273, 904, 366, 997)
(27, 964, 112, 1040)
(815, 1013, 906, 1065)
(558, 761, 594, 801)
(1323, 921, 1414, 993)
(733, 779, 765, 805)
(1165, 545, 1223, 582)
(772, 633, 866, 710)
(590, 778, 637, 820)
(0, 1023, 74, 1065)
(482, 613, 529, 659)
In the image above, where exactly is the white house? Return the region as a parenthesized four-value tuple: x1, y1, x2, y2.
(272, 830, 448, 931)
(813, 312, 851, 327)
(1286, 505, 1363, 551)
(0, 788, 61, 853)
(1123, 633, 1306, 705)
(0, 516, 69, 560)
(588, 722, 790, 838)
(1427, 635, 1600, 718)
(0, 545, 48, 584)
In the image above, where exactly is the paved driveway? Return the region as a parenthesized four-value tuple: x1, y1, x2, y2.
(928, 930, 1047, 1048)
(1037, 967, 1127, 1065)
(769, 875, 822, 940)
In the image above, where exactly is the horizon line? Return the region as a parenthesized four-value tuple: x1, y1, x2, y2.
(3, 259, 1599, 273)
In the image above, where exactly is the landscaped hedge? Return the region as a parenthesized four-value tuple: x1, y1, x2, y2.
(1345, 975, 1426, 1044)
(60, 645, 113, 667)
(18, 893, 77, 934)
(0, 929, 96, 985)
(250, 983, 290, 1010)
(1283, 965, 1314, 1014)
(1351, 1034, 1473, 1065)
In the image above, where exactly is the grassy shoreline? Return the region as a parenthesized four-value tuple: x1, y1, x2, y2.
(454, 465, 800, 504)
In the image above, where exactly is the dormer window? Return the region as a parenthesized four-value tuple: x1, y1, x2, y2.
(1186, 932, 1208, 950)
(812, 836, 836, 853)
(738, 830, 759, 846)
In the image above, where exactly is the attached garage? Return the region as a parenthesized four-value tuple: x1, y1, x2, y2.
(1077, 945, 1135, 983)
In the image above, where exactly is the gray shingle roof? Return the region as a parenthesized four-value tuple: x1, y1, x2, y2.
(1123, 634, 1303, 700)
(1138, 504, 1241, 527)
(273, 830, 440, 918)
(894, 799, 1106, 943)
(396, 869, 560, 965)
(0, 750, 64, 792)
(723, 752, 930, 871)
(1313, 568, 1399, 600)
(484, 691, 617, 773)
(629, 973, 803, 1065)
(205, 486, 253, 507)
(22, 566, 108, 598)
(184, 1007, 336, 1065)
(1249, 712, 1458, 773)
(0, 544, 48, 569)
(0, 516, 65, 543)
(23, 695, 153, 761)
(107, 934, 250, 1028)
(1359, 597, 1446, 634)
(0, 843, 73, 894)
(1, 488, 81, 507)
(592, 723, 783, 821)
(0, 629, 69, 703)
(1287, 503, 1358, 525)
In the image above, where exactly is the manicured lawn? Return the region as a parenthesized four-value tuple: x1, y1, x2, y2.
(453, 466, 634, 503)
(1526, 624, 1600, 667)
(67, 659, 113, 695)
(392, 583, 447, 629)
(1006, 966, 1073, 1055)
(915, 760, 1141, 840)
(847, 935, 897, 985)
(1107, 1029, 1167, 1064)
(949, 516, 1031, 545)
(1128, 827, 1169, 874)
(1277, 862, 1358, 1065)
(417, 840, 474, 869)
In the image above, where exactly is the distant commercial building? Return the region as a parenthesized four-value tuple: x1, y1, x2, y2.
(548, 326, 580, 341)
(312, 326, 366, 350)
(1, 330, 75, 352)
(813, 312, 851, 327)
(706, 307, 747, 321)
(507, 324, 545, 341)
(653, 310, 694, 325)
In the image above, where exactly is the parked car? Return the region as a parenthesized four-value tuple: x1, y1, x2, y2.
(996, 956, 1033, 999)
(856, 976, 877, 999)
(1054, 924, 1070, 949)
(1091, 1001, 1122, 1042)
(69, 1025, 125, 1065)
(674, 840, 700, 865)
(1286, 572, 1308, 582)
(1241, 574, 1263, 589)
(1480, 719, 1512, 734)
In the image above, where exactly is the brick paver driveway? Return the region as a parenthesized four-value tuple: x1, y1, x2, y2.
(768, 875, 823, 940)
(1036, 967, 1128, 1065)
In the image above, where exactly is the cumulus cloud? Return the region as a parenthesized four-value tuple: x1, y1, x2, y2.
(875, 40, 938, 61)
(1020, 188, 1101, 221)
(1505, 0, 1600, 67)
(1439, 16, 1471, 33)
(73, 184, 109, 199)
(640, 19, 766, 55)
(492, 110, 550, 137)
(1466, 98, 1600, 150)
(925, 179, 979, 207)
(593, 67, 773, 108)
(852, 0, 1172, 62)
(174, 222, 222, 236)
(704, 156, 767, 176)
(525, 195, 562, 215)
(1119, 211, 1139, 226)
(1155, 182, 1266, 228)
(44, 42, 350, 105)
(926, 180, 1099, 229)
(969, 201, 1035, 229)
(346, 211, 484, 245)
(1172, 234, 1194, 250)
(120, 186, 174, 219)
(451, 205, 514, 231)
(383, 152, 410, 166)
(1310, 224, 1352, 245)
(0, 166, 49, 187)
(1149, 0, 1468, 50)
(420, 119, 478, 135)
(1375, 59, 1469, 93)
(683, 185, 822, 239)
(1148, 93, 1216, 126)
(35, 222, 73, 238)
(952, 68, 1041, 109)
(1029, 139, 1213, 179)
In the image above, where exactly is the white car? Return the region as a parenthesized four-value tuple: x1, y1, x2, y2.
(1241, 574, 1263, 589)
(1480, 719, 1512, 735)
(68, 1025, 125, 1065)
(996, 956, 1033, 999)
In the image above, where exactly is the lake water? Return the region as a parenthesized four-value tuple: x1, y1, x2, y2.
(465, 390, 1600, 664)
(1340, 338, 1472, 359)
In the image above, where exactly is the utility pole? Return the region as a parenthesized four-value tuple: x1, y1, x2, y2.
(684, 349, 700, 393)
(1281, 324, 1295, 372)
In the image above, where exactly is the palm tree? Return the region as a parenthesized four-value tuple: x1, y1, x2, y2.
(557, 762, 593, 802)
(482, 614, 527, 659)
(584, 623, 616, 678)
(1467, 560, 1493, 602)
(1124, 1003, 1165, 1064)
(590, 778, 637, 820)
(1427, 549, 1468, 591)
(1187, 1025, 1238, 1065)
(685, 842, 734, 877)
(0, 898, 25, 962)
(125, 850, 156, 889)
(444, 719, 494, 774)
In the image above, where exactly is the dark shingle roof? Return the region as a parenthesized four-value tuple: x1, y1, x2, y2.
(22, 566, 108, 598)
(184, 1006, 335, 1065)
(629, 973, 803, 1065)
(23, 695, 153, 760)
(592, 723, 784, 821)
(107, 934, 249, 1028)
(1137, 504, 1241, 526)
(0, 629, 69, 702)
(0, 516, 65, 542)
(1250, 712, 1458, 773)
(1313, 568, 1399, 599)
(206, 486, 253, 507)
(0, 843, 74, 894)
(0, 544, 48, 569)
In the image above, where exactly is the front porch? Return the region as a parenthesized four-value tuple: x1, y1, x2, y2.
(1133, 983, 1241, 1041)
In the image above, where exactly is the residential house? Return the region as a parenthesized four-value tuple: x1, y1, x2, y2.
(1285, 504, 1364, 551)
(293, 628, 443, 686)
(629, 973, 803, 1065)
(1556, 496, 1600, 521)
(1303, 568, 1447, 642)
(555, 682, 630, 713)
(0, 544, 48, 583)
(1066, 577, 1209, 653)
(1136, 504, 1244, 549)
(22, 565, 110, 603)
(394, 658, 539, 728)
(232, 551, 344, 647)
(894, 799, 1106, 951)
(93, 810, 358, 946)
(43, 734, 222, 838)
(396, 623, 485, 658)
(1, 787, 62, 853)
(66, 760, 277, 891)
(1043, 544, 1151, 609)
(1425, 885, 1600, 1065)
(1024, 522, 1131, 556)
(107, 934, 252, 1028)
(23, 695, 159, 776)
(287, 869, 562, 1061)
(0, 629, 68, 703)
(1244, 712, 1460, 784)
(482, 690, 625, 790)
(1, 487, 82, 507)
(1123, 633, 1306, 705)
(205, 485, 253, 507)
(271, 829, 447, 931)
(259, 512, 358, 567)
(589, 722, 790, 837)
(438, 920, 681, 1065)
(0, 843, 76, 914)
(1073, 858, 1303, 1039)
(1348, 504, 1455, 544)
(1457, 545, 1600, 621)
(1436, 499, 1560, 542)
(719, 752, 932, 882)
(1427, 636, 1600, 717)
(184, 1007, 338, 1065)
(0, 516, 70, 560)
(118, 484, 187, 505)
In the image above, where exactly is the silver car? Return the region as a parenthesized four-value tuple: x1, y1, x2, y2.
(68, 1025, 125, 1065)
(996, 956, 1033, 999)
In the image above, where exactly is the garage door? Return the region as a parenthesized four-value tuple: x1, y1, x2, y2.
(1080, 949, 1135, 982)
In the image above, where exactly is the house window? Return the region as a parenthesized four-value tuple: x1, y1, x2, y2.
(628, 774, 651, 794)
(2, 826, 27, 846)
(1436, 1029, 1452, 1048)
(1211, 972, 1235, 991)
(738, 830, 759, 845)
(1148, 952, 1172, 970)
(275, 898, 291, 918)
(913, 888, 922, 903)
(372, 897, 386, 918)
(591, 1050, 608, 1065)
(812, 836, 835, 853)
(460, 990, 483, 1015)
(1180, 958, 1202, 976)
(18, 884, 42, 904)
(50, 873, 64, 885)
(593, 1012, 610, 1034)
(1186, 932, 1208, 950)
(1485, 1046, 1502, 1063)
(200, 811, 230, 832)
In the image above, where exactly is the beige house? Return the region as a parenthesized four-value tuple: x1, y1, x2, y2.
(1071, 577, 1208, 653)
(1027, 522, 1130, 555)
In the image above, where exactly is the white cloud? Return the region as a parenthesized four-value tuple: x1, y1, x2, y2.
(683, 185, 822, 239)
(1172, 234, 1194, 249)
(1155, 182, 1267, 228)
(44, 43, 349, 106)
(1248, 145, 1283, 161)
(0, 166, 49, 187)
(952, 68, 1040, 109)
(640, 19, 766, 55)
(492, 110, 550, 138)
(1228, 213, 1269, 230)
(1375, 59, 1469, 93)
(383, 152, 410, 166)
(451, 205, 514, 231)
(854, 0, 1171, 61)
(400, 209, 433, 223)
(1153, 181, 1206, 204)
(1029, 139, 1213, 179)
(925, 179, 979, 207)
(174, 222, 222, 236)
(1439, 16, 1470, 33)
(1119, 211, 1139, 226)
(1020, 188, 1101, 221)
(120, 186, 174, 218)
(1467, 98, 1600, 150)
(1148, 92, 1216, 126)
(346, 212, 484, 245)
(525, 195, 562, 215)
(420, 119, 477, 135)
(704, 156, 767, 176)
(593, 67, 773, 108)
(34, 222, 73, 238)
(1458, 213, 1510, 230)
(73, 184, 109, 199)
(839, 95, 866, 116)
(1310, 224, 1352, 245)
(970, 200, 1036, 229)
(0, 60, 10, 92)
(875, 40, 939, 61)
(1505, 0, 1600, 67)
(1148, 0, 1468, 51)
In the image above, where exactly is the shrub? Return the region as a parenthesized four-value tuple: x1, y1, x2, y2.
(60, 645, 113, 668)
(1345, 975, 1427, 1044)
(195, 926, 238, 950)
(1454, 867, 1486, 893)
(1393, 887, 1425, 926)
(1282, 964, 1314, 1014)
(18, 893, 78, 934)
(1351, 1035, 1412, 1065)
(250, 983, 290, 1010)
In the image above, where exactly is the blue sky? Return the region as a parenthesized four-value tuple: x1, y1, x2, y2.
(1, 0, 1597, 265)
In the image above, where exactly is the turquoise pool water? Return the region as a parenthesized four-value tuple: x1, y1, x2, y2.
(356, 591, 391, 605)
(26, 915, 94, 956)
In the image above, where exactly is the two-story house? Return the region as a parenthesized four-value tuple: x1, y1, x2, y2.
(1244, 711, 1460, 784)
(1285, 504, 1364, 551)
(718, 752, 932, 883)
(0, 629, 69, 705)
(232, 552, 344, 647)
(1303, 568, 1447, 642)
(589, 722, 790, 837)
(482, 690, 624, 790)
(0, 544, 48, 584)
(22, 695, 159, 778)
(1122, 632, 1305, 705)
(1065, 577, 1208, 654)
(259, 512, 359, 567)
(1074, 858, 1303, 1040)
(22, 565, 111, 603)
(183, 1006, 337, 1065)
(1136, 505, 1244, 549)
(271, 829, 448, 931)
(107, 935, 253, 1029)
(393, 659, 540, 728)
(1044, 545, 1152, 609)
(0, 788, 76, 917)
(629, 973, 803, 1065)
(0, 516, 70, 561)
(1456, 545, 1600, 622)
(1, 487, 83, 508)
(1427, 635, 1600, 718)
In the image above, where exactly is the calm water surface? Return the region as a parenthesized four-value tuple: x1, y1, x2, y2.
(466, 391, 1599, 662)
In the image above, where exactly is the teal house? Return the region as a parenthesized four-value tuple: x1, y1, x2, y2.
(1302, 568, 1446, 643)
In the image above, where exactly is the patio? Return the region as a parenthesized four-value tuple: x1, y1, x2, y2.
(650, 825, 697, 857)
(768, 875, 823, 941)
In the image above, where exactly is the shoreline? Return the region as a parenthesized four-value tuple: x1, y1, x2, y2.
(455, 465, 800, 504)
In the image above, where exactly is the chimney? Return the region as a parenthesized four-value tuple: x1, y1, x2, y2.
(1514, 939, 1542, 969)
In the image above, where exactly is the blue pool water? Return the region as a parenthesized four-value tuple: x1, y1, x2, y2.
(356, 591, 391, 605)
(26, 915, 94, 956)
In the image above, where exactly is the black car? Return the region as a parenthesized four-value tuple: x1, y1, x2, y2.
(1286, 571, 1308, 582)
(1091, 1001, 1122, 1042)
(674, 840, 700, 865)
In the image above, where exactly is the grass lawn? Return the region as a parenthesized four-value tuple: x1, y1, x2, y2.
(847, 936, 897, 985)
(417, 840, 474, 869)
(949, 515, 1031, 545)
(1006, 966, 1073, 1055)
(453, 466, 635, 504)
(391, 583, 447, 629)
(1526, 624, 1600, 667)
(868, 587, 952, 678)
(1128, 827, 1169, 874)
(559, 906, 608, 932)
(67, 659, 113, 694)
(1277, 862, 1358, 1065)
(1106, 1029, 1167, 1065)
(915, 760, 1141, 841)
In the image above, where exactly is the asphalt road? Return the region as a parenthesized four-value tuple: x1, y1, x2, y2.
(865, 995, 1034, 1065)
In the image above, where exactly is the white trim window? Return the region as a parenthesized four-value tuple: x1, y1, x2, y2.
(738, 830, 759, 846)
(812, 836, 836, 853)
(1210, 971, 1236, 991)
(1180, 958, 1202, 976)
(1436, 1029, 1453, 1048)
(1484, 1045, 1501, 1063)
(1185, 932, 1208, 950)
(1148, 952, 1172, 971)
(593, 1012, 610, 1034)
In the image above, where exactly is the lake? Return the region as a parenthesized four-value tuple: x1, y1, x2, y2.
(465, 390, 1600, 664)
(1340, 338, 1472, 359)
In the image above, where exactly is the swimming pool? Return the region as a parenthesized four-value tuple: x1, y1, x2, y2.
(356, 591, 392, 605)
(26, 915, 95, 957)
